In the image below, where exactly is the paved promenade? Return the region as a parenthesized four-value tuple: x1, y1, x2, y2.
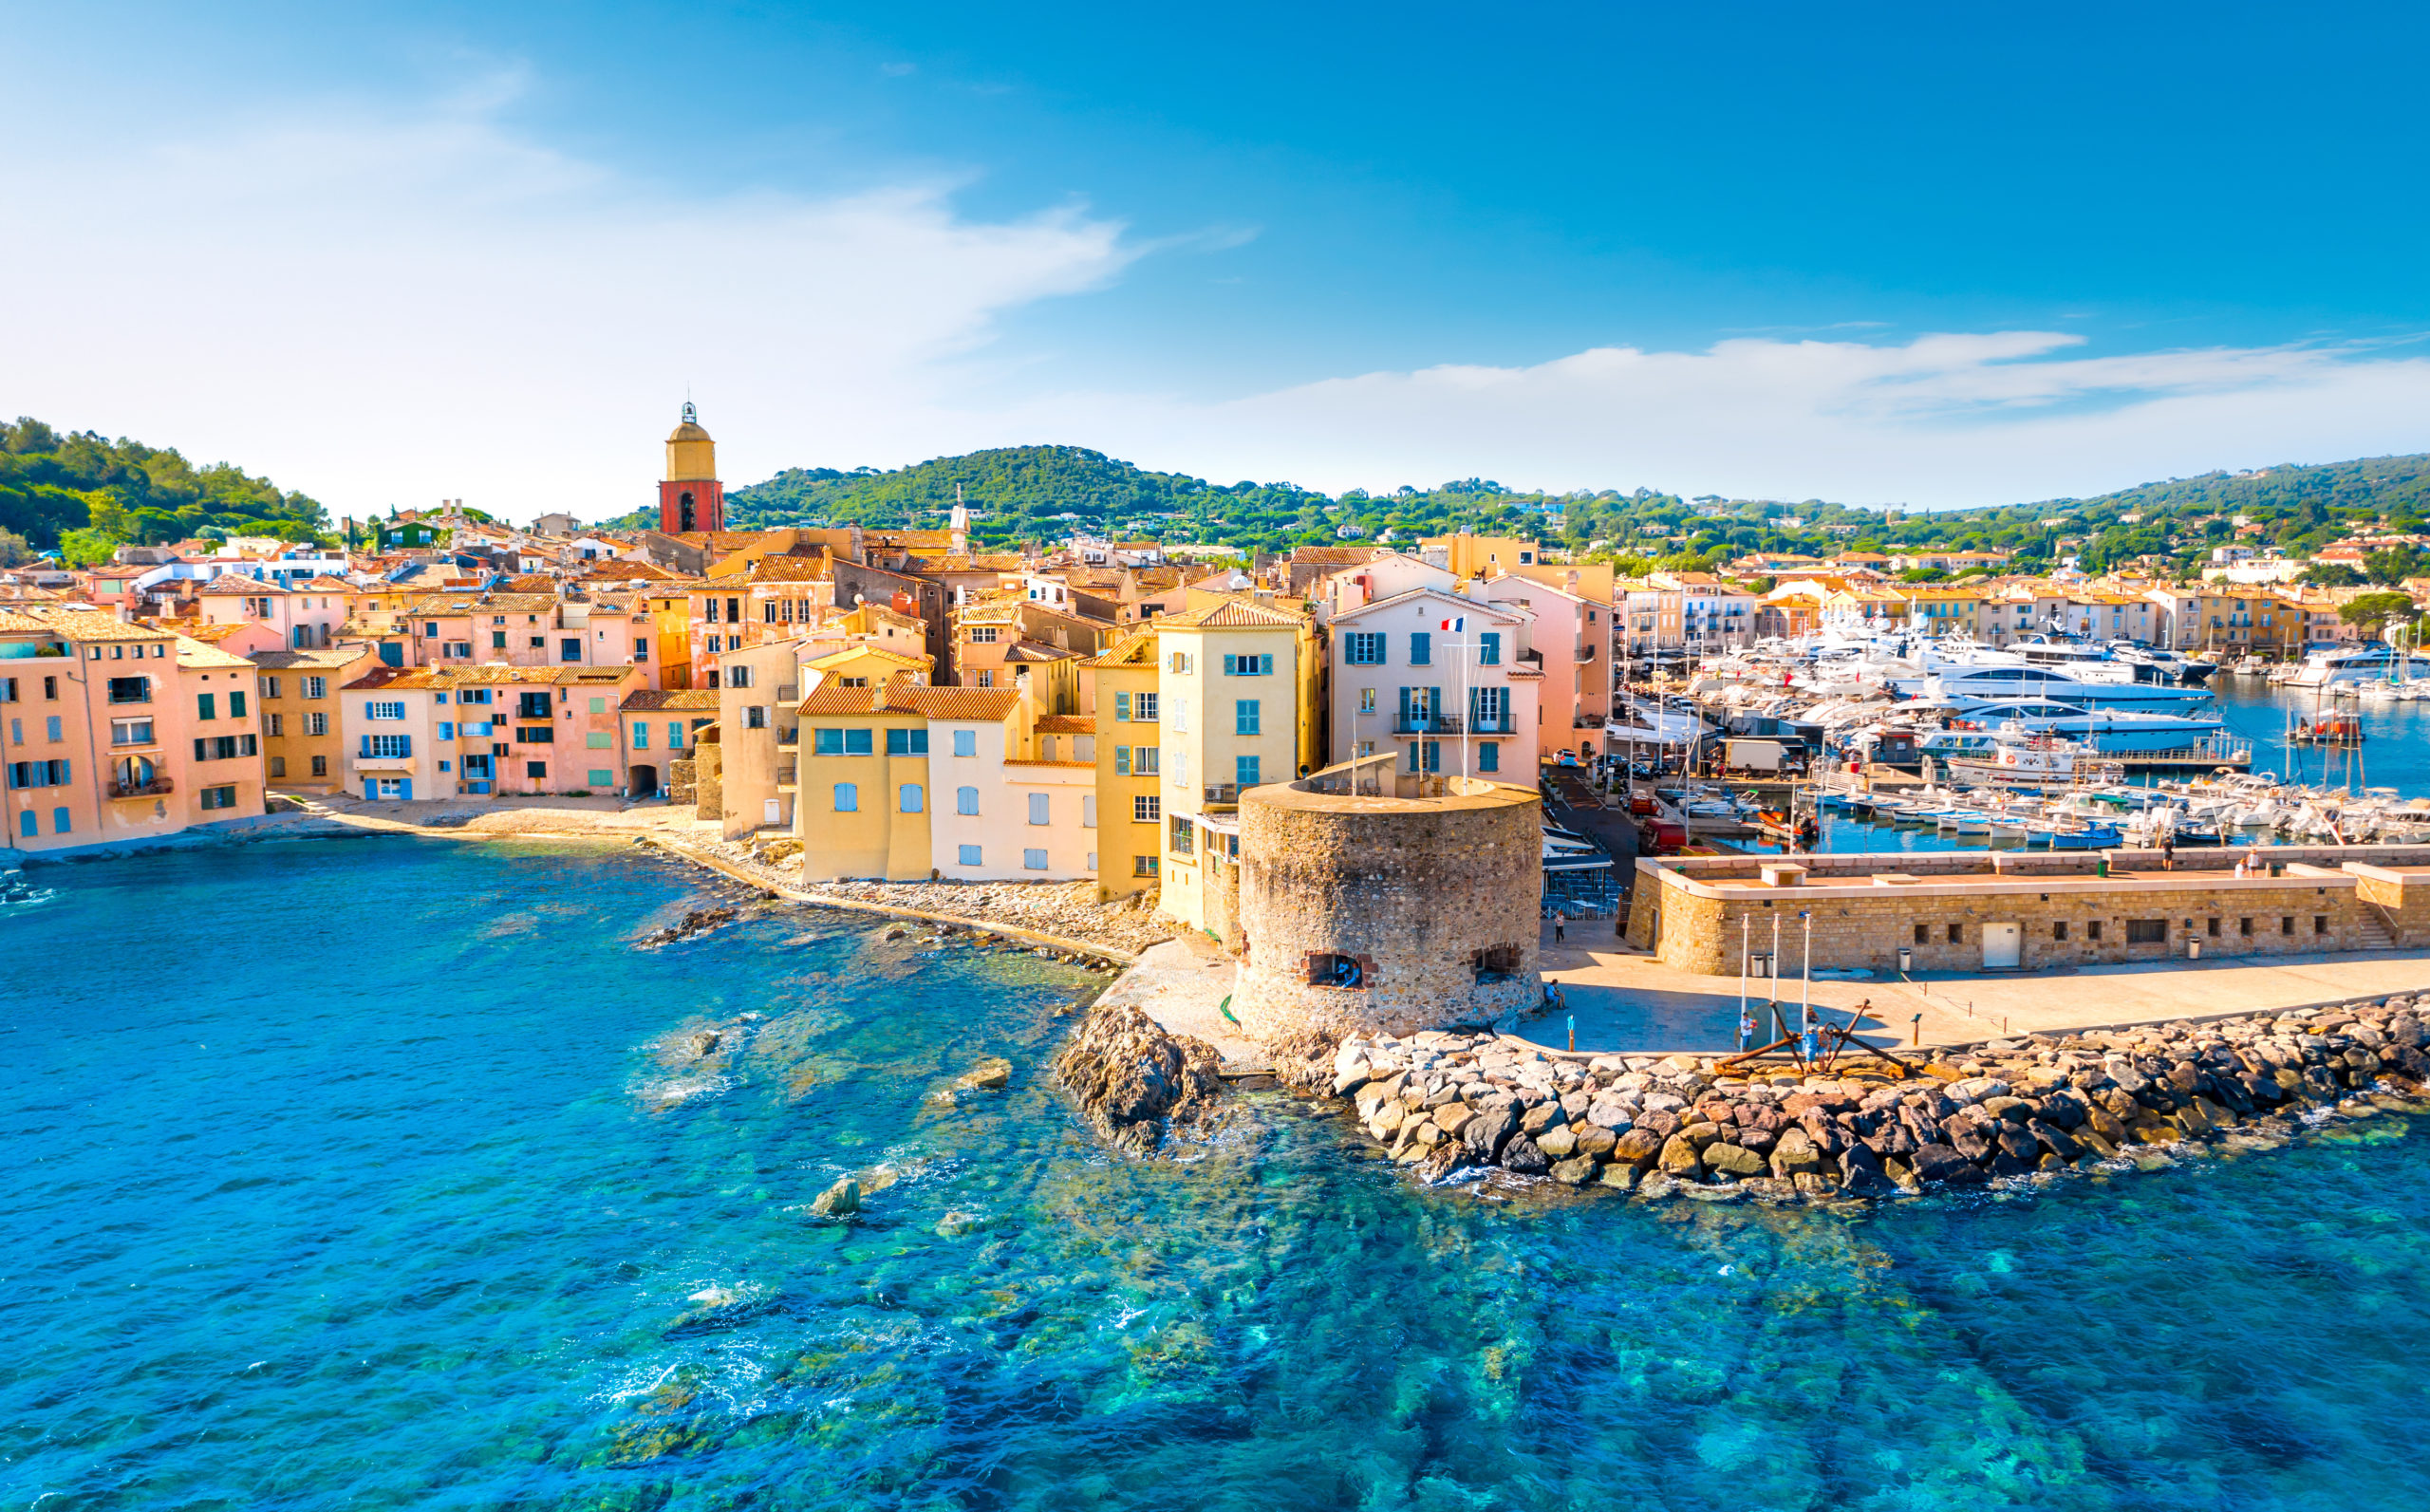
(1524, 916, 2430, 1055)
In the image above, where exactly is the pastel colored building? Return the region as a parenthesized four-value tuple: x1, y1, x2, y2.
(3, 608, 268, 852)
(251, 644, 383, 792)
(1328, 588, 1538, 780)
(1083, 628, 1165, 900)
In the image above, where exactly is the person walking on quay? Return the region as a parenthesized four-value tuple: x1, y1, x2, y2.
(1739, 1004, 1755, 1053)
(1553, 908, 1567, 943)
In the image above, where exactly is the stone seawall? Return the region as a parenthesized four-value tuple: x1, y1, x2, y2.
(1630, 854, 2397, 976)
(1325, 991, 2430, 1203)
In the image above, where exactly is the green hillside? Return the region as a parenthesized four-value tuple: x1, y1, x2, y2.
(0, 417, 332, 567)
(696, 443, 2430, 581)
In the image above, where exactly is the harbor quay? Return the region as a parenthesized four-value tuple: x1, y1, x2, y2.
(1625, 843, 2430, 975)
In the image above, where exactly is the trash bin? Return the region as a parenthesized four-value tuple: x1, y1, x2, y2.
(2095, 858, 2109, 878)
(2188, 939, 2201, 960)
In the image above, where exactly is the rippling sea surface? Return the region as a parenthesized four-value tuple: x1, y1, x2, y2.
(9, 837, 2430, 1511)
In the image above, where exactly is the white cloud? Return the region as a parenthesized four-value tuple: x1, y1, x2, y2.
(1029, 332, 2430, 507)
(0, 81, 1136, 518)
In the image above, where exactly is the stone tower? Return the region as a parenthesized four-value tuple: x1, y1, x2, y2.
(659, 402, 723, 535)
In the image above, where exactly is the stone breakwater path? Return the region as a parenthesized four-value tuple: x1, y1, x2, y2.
(1329, 992, 2430, 1203)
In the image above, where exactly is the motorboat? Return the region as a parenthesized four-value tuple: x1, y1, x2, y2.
(2281, 642, 2430, 687)
(2109, 642, 2215, 686)
(1919, 700, 2228, 753)
(1944, 730, 2127, 787)
(1910, 662, 2215, 710)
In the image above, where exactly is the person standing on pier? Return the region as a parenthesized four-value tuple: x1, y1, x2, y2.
(2161, 834, 2176, 871)
(1553, 908, 1567, 943)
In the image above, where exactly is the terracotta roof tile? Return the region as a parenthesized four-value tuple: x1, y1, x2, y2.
(1034, 714, 1095, 734)
(623, 689, 723, 711)
(248, 645, 381, 669)
(1157, 595, 1310, 629)
(24, 607, 174, 642)
(891, 685, 1022, 722)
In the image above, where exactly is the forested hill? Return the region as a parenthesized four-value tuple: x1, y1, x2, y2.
(705, 444, 2430, 575)
(0, 417, 330, 567)
(722, 445, 1327, 533)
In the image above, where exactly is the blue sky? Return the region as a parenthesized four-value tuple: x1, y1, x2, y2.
(6, 1, 2430, 516)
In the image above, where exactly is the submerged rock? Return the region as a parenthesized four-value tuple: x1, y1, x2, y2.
(957, 1056, 1014, 1092)
(639, 906, 739, 948)
(1053, 1001, 1230, 1153)
(810, 1178, 861, 1218)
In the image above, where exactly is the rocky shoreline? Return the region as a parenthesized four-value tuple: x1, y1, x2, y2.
(1323, 993, 2430, 1203)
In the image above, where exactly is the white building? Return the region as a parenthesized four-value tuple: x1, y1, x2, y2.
(1329, 588, 1537, 779)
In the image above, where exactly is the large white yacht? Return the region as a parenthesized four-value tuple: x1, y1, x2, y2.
(1916, 700, 2227, 754)
(1908, 662, 2216, 709)
(2281, 641, 2430, 687)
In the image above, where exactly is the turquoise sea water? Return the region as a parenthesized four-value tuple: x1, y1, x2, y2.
(9, 837, 2430, 1510)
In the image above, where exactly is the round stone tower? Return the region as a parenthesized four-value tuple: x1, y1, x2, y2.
(1231, 760, 1542, 1042)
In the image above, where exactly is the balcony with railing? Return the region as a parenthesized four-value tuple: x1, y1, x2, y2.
(1575, 644, 1597, 662)
(108, 775, 173, 798)
(1393, 713, 1465, 736)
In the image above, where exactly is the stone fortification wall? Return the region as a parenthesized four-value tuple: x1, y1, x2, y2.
(1647, 866, 2377, 976)
(1231, 775, 1542, 1042)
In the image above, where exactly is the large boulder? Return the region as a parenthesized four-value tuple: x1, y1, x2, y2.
(1464, 1102, 1520, 1163)
(1502, 1134, 1551, 1174)
(1052, 1002, 1229, 1154)
(1572, 1124, 1619, 1159)
(1536, 1126, 1580, 1161)
(1907, 1143, 1987, 1186)
(1551, 1157, 1600, 1186)
(1768, 1127, 1822, 1177)
(1658, 1133, 1706, 1180)
(1610, 1128, 1665, 1171)
(1702, 1142, 1765, 1180)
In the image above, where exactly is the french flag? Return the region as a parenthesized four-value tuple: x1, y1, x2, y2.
(1439, 615, 1465, 632)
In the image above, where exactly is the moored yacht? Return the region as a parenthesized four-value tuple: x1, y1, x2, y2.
(1907, 662, 2215, 710)
(2281, 641, 2430, 687)
(1917, 700, 2228, 754)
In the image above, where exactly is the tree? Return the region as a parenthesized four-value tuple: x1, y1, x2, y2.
(2341, 590, 2419, 634)
(57, 526, 121, 568)
(2299, 563, 2365, 588)
(2365, 546, 2424, 585)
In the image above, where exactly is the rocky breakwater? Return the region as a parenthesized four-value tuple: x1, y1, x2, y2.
(1331, 994, 2430, 1202)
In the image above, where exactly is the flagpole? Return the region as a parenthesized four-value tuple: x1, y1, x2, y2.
(1459, 619, 1470, 783)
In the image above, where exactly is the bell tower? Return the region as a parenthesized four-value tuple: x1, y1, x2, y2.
(658, 401, 723, 534)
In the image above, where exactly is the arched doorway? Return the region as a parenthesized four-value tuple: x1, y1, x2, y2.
(630, 764, 659, 798)
(678, 491, 697, 532)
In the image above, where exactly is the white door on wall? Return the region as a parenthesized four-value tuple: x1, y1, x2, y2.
(763, 798, 781, 824)
(1982, 922, 2022, 969)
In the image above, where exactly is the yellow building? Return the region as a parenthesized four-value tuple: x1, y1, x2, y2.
(646, 589, 694, 689)
(250, 643, 383, 791)
(1902, 586, 1983, 637)
(793, 681, 936, 881)
(1419, 533, 1545, 580)
(1153, 596, 1326, 934)
(1083, 628, 1163, 899)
